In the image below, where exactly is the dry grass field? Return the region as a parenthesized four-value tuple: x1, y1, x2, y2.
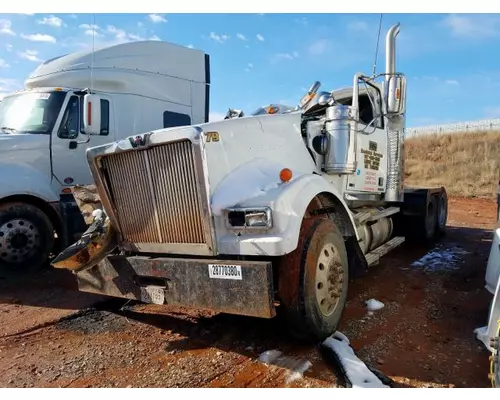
(404, 130, 500, 198)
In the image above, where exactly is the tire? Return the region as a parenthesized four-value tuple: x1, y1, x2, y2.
(436, 189, 448, 236)
(277, 217, 349, 342)
(0, 202, 55, 274)
(422, 195, 437, 242)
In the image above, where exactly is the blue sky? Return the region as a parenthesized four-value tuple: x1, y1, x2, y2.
(0, 12, 499, 127)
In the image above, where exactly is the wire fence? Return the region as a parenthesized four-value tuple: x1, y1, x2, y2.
(405, 118, 500, 138)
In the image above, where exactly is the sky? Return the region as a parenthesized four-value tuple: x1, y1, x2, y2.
(0, 12, 500, 127)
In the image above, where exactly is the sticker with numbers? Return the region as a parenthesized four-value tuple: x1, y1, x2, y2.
(208, 264, 242, 280)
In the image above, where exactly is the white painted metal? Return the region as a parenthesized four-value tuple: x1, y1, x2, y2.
(0, 40, 209, 204)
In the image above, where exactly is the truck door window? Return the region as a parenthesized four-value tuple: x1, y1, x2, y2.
(58, 95, 80, 139)
(163, 111, 191, 128)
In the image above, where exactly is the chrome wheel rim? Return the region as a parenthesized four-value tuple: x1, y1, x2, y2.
(0, 218, 41, 264)
(315, 243, 344, 317)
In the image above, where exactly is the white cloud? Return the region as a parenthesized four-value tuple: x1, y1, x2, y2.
(0, 78, 22, 100)
(0, 59, 10, 68)
(245, 62, 254, 72)
(348, 20, 370, 32)
(37, 15, 64, 28)
(308, 39, 330, 55)
(79, 23, 99, 31)
(18, 49, 42, 62)
(5, 44, 12, 52)
(272, 52, 300, 62)
(443, 14, 500, 38)
(237, 33, 248, 41)
(107, 25, 127, 40)
(256, 33, 265, 42)
(209, 32, 229, 43)
(21, 33, 57, 43)
(186, 44, 194, 49)
(84, 29, 102, 37)
(209, 111, 226, 122)
(445, 79, 459, 85)
(0, 20, 15, 36)
(148, 14, 167, 24)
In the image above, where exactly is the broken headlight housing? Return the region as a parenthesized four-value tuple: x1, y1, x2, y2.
(224, 207, 273, 230)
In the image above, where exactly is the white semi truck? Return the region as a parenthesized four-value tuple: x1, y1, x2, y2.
(0, 40, 210, 273)
(52, 23, 449, 341)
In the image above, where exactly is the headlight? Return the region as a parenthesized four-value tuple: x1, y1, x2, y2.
(225, 207, 273, 230)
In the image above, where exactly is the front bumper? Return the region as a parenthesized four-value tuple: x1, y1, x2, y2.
(76, 255, 276, 319)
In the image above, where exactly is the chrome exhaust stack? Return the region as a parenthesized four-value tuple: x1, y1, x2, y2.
(383, 23, 405, 203)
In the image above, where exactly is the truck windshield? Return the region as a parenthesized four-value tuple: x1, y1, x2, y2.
(0, 91, 67, 134)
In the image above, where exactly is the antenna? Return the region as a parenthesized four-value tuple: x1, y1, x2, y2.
(372, 13, 383, 77)
(90, 13, 95, 94)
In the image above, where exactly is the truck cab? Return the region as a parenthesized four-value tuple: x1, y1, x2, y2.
(0, 40, 210, 273)
(52, 23, 448, 342)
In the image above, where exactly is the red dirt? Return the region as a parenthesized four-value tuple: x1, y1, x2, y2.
(0, 196, 496, 388)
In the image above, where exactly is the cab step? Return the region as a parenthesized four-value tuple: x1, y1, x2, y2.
(364, 236, 405, 267)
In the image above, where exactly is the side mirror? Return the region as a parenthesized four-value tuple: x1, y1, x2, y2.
(82, 93, 102, 135)
(385, 74, 406, 115)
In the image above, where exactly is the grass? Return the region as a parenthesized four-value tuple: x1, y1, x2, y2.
(404, 130, 500, 198)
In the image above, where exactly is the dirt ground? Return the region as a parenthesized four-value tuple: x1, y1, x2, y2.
(0, 196, 496, 388)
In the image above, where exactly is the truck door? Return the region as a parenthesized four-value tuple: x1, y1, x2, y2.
(51, 93, 114, 187)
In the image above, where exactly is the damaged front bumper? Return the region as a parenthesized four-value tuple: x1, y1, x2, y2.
(74, 255, 276, 319)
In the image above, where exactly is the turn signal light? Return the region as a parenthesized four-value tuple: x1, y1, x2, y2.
(280, 168, 293, 183)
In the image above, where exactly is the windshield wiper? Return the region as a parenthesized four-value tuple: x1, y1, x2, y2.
(0, 126, 18, 133)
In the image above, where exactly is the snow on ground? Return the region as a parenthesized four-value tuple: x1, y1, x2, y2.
(258, 350, 312, 384)
(473, 326, 493, 352)
(410, 243, 470, 272)
(365, 299, 385, 312)
(322, 332, 390, 388)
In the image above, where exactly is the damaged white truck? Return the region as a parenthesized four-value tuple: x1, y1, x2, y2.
(52, 23, 448, 341)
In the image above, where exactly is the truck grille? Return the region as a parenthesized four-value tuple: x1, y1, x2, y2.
(100, 139, 209, 247)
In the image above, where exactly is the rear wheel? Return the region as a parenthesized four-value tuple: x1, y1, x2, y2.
(277, 216, 349, 342)
(436, 189, 448, 236)
(0, 202, 54, 274)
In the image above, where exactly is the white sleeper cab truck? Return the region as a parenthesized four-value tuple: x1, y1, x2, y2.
(52, 23, 448, 341)
(0, 40, 210, 273)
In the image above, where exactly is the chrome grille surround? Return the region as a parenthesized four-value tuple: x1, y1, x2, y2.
(86, 129, 215, 256)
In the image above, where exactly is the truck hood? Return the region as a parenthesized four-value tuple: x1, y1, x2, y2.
(0, 133, 49, 154)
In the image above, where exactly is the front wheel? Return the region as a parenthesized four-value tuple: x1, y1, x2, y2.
(277, 217, 349, 342)
(0, 202, 55, 274)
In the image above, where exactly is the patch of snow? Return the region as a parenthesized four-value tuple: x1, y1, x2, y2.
(258, 349, 282, 364)
(285, 360, 313, 384)
(474, 326, 493, 352)
(258, 349, 312, 384)
(322, 332, 390, 388)
(411, 244, 470, 272)
(365, 299, 385, 311)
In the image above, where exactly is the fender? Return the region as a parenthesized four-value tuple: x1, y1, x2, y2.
(0, 163, 59, 203)
(212, 160, 358, 256)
